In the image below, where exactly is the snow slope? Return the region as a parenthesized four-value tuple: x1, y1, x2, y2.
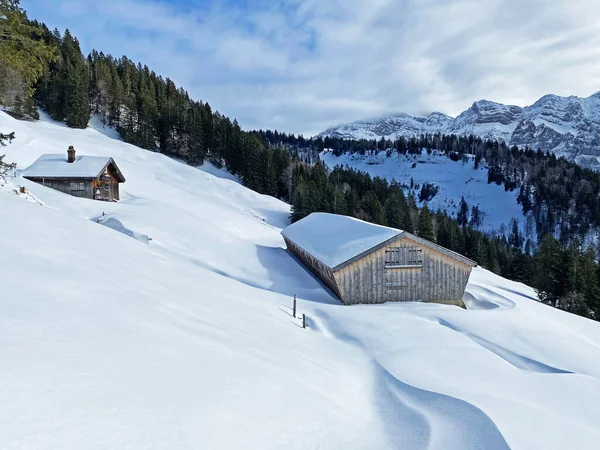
(321, 149, 525, 233)
(319, 92, 600, 169)
(1, 111, 600, 449)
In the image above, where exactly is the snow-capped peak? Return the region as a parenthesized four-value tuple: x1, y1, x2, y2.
(318, 92, 600, 169)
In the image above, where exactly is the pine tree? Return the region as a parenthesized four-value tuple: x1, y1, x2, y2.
(533, 234, 563, 307)
(579, 247, 600, 319)
(0, 0, 56, 116)
(61, 30, 90, 128)
(508, 219, 523, 250)
(470, 205, 482, 229)
(384, 187, 406, 229)
(360, 191, 386, 225)
(0, 131, 14, 146)
(290, 176, 309, 222)
(418, 206, 435, 242)
(436, 213, 451, 248)
(258, 147, 277, 196)
(457, 196, 469, 227)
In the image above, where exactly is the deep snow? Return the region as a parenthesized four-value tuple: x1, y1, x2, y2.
(20, 153, 114, 178)
(282, 212, 401, 268)
(1, 111, 600, 449)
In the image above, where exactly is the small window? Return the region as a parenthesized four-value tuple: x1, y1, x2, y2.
(385, 246, 423, 269)
(70, 181, 86, 191)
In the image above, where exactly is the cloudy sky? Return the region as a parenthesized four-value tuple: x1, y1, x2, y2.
(22, 0, 600, 135)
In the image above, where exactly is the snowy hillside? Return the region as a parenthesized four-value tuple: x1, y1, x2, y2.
(2, 111, 600, 449)
(319, 92, 600, 169)
(320, 149, 525, 233)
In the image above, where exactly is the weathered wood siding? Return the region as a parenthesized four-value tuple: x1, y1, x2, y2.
(26, 175, 120, 201)
(30, 178, 95, 199)
(283, 237, 342, 298)
(333, 236, 472, 305)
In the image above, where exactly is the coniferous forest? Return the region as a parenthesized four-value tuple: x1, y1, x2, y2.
(1, 0, 599, 320)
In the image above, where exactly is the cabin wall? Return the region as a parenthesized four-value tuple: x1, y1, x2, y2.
(92, 178, 119, 201)
(333, 236, 473, 305)
(28, 178, 94, 199)
(283, 237, 342, 298)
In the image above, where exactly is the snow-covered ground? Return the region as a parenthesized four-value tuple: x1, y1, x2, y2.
(320, 149, 525, 233)
(1, 111, 600, 449)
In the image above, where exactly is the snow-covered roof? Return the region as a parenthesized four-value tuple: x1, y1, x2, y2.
(282, 212, 477, 269)
(21, 154, 124, 181)
(282, 213, 402, 269)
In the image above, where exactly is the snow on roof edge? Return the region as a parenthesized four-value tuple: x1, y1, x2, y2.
(20, 154, 125, 181)
(282, 213, 402, 269)
(282, 213, 477, 269)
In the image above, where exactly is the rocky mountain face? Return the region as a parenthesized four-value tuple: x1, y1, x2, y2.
(319, 92, 600, 169)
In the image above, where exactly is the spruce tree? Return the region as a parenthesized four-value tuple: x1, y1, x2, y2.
(361, 191, 386, 225)
(384, 187, 406, 229)
(457, 196, 469, 227)
(61, 30, 90, 128)
(418, 206, 435, 242)
(0, 0, 56, 115)
(470, 205, 482, 229)
(0, 131, 14, 146)
(533, 234, 563, 307)
(290, 176, 309, 222)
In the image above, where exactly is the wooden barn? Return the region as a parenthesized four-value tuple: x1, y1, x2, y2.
(21, 146, 125, 201)
(282, 213, 477, 306)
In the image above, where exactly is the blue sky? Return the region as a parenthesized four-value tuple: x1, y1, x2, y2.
(21, 0, 600, 135)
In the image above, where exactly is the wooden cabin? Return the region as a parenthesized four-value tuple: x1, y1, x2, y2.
(21, 146, 126, 201)
(282, 213, 477, 306)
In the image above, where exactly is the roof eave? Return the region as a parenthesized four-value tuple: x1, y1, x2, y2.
(281, 232, 335, 270)
(100, 158, 126, 183)
(399, 232, 478, 267)
(23, 175, 97, 180)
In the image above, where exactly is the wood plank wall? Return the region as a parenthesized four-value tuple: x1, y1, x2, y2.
(33, 179, 95, 199)
(332, 236, 473, 305)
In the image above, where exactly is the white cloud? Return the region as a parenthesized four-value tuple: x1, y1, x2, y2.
(21, 0, 600, 135)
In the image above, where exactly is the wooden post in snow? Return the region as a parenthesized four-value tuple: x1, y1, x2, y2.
(302, 314, 306, 329)
(293, 294, 297, 318)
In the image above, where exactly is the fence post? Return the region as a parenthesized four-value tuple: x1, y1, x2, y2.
(303, 313, 306, 329)
(293, 294, 297, 318)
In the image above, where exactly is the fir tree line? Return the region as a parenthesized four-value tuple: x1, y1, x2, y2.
(258, 130, 600, 248)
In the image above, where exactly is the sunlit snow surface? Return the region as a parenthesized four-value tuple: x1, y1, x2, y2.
(1, 111, 600, 449)
(282, 212, 401, 268)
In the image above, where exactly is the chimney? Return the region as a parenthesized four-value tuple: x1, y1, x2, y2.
(67, 146, 76, 163)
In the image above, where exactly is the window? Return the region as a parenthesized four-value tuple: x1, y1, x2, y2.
(69, 181, 85, 191)
(384, 246, 423, 269)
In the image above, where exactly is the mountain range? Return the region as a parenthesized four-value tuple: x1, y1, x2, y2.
(318, 93, 600, 169)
